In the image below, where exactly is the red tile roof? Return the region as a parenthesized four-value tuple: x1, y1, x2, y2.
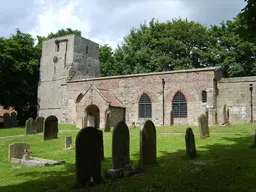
(0, 106, 17, 116)
(98, 89, 124, 108)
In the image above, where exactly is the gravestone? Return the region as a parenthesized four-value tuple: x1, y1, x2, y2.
(76, 127, 102, 185)
(185, 128, 196, 158)
(3, 113, 11, 128)
(25, 118, 37, 135)
(205, 108, 209, 124)
(65, 136, 72, 148)
(36, 117, 44, 133)
(44, 115, 58, 140)
(170, 111, 174, 126)
(104, 110, 111, 132)
(10, 112, 17, 127)
(198, 114, 209, 138)
(112, 121, 130, 169)
(140, 120, 157, 166)
(8, 142, 30, 162)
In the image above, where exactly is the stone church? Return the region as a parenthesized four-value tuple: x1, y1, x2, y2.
(37, 34, 256, 128)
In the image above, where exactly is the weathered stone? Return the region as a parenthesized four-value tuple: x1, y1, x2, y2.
(36, 117, 44, 133)
(3, 113, 10, 128)
(25, 118, 37, 135)
(104, 109, 111, 132)
(65, 136, 72, 148)
(198, 114, 209, 138)
(185, 128, 196, 158)
(8, 142, 30, 162)
(223, 104, 227, 123)
(43, 115, 58, 140)
(10, 112, 17, 127)
(112, 121, 130, 169)
(76, 127, 102, 185)
(140, 120, 157, 166)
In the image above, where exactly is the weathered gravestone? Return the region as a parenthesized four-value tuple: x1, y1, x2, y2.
(185, 128, 197, 158)
(3, 113, 11, 128)
(112, 121, 130, 169)
(10, 112, 17, 127)
(65, 136, 72, 149)
(140, 120, 156, 166)
(36, 117, 44, 133)
(76, 127, 102, 185)
(43, 115, 58, 140)
(104, 110, 111, 132)
(198, 114, 209, 138)
(25, 118, 37, 135)
(8, 142, 30, 162)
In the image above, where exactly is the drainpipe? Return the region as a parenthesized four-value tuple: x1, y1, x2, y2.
(162, 79, 165, 127)
(249, 84, 253, 124)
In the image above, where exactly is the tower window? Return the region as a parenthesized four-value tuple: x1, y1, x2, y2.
(202, 90, 207, 103)
(86, 46, 88, 54)
(56, 42, 60, 52)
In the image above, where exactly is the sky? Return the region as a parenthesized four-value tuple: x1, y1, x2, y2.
(0, 0, 246, 50)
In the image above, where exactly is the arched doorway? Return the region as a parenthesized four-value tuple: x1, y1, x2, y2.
(84, 104, 100, 128)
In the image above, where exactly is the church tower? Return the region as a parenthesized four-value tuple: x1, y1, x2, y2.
(37, 34, 101, 122)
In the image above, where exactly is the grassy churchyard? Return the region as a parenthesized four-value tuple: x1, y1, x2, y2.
(1, 124, 256, 192)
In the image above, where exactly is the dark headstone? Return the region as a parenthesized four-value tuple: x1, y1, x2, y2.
(170, 111, 174, 126)
(36, 117, 44, 133)
(76, 127, 102, 186)
(25, 118, 37, 135)
(43, 115, 58, 140)
(185, 128, 196, 158)
(3, 113, 11, 128)
(10, 112, 17, 127)
(140, 120, 157, 166)
(98, 130, 104, 160)
(112, 121, 130, 169)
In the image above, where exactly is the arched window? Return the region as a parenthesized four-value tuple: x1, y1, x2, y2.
(202, 90, 207, 103)
(172, 92, 187, 118)
(139, 94, 152, 118)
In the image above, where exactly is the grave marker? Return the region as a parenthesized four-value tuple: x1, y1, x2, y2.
(36, 117, 44, 133)
(44, 115, 58, 140)
(185, 128, 196, 158)
(140, 120, 157, 166)
(76, 127, 102, 185)
(10, 112, 17, 127)
(65, 136, 72, 149)
(3, 113, 10, 128)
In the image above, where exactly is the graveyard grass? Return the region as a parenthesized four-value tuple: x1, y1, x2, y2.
(0, 124, 256, 192)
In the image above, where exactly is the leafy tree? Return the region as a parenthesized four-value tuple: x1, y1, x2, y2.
(113, 18, 213, 75)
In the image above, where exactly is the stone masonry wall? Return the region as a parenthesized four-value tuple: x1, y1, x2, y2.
(64, 68, 217, 127)
(109, 107, 125, 127)
(217, 77, 256, 124)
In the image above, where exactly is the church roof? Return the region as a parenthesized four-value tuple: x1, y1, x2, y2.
(98, 89, 124, 108)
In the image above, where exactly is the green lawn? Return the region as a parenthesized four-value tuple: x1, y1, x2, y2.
(0, 124, 256, 191)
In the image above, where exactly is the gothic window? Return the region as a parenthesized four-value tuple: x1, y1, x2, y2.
(86, 46, 88, 54)
(139, 94, 152, 118)
(172, 92, 187, 118)
(202, 90, 207, 103)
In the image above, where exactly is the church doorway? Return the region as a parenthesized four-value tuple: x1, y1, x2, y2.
(84, 104, 100, 128)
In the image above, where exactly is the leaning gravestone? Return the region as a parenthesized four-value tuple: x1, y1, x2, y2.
(140, 120, 157, 166)
(76, 127, 102, 185)
(198, 114, 209, 138)
(43, 115, 58, 140)
(10, 112, 17, 127)
(25, 118, 37, 135)
(112, 121, 130, 169)
(3, 113, 11, 128)
(36, 117, 44, 133)
(185, 128, 196, 158)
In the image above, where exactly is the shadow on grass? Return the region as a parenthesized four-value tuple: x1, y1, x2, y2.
(1, 134, 256, 192)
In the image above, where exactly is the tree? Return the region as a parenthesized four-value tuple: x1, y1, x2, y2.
(209, 16, 256, 77)
(240, 0, 256, 38)
(113, 18, 213, 75)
